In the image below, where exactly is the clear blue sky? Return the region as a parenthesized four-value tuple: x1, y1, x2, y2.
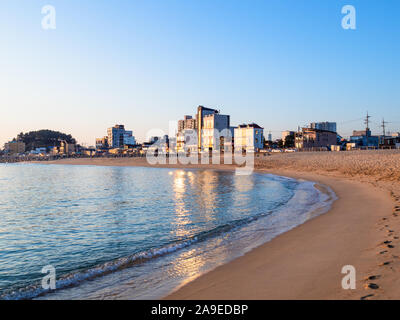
(1, 0, 399, 146)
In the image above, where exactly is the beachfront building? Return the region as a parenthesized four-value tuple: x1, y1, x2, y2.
(96, 136, 109, 149)
(106, 124, 136, 149)
(295, 128, 337, 151)
(281, 130, 296, 148)
(201, 111, 231, 152)
(176, 129, 198, 153)
(178, 116, 197, 133)
(234, 123, 264, 152)
(147, 135, 169, 154)
(282, 130, 295, 142)
(350, 129, 379, 148)
(175, 106, 233, 153)
(378, 133, 400, 149)
(4, 141, 26, 155)
(195, 106, 228, 152)
(310, 122, 337, 133)
(107, 125, 125, 148)
(123, 132, 136, 146)
(60, 140, 76, 155)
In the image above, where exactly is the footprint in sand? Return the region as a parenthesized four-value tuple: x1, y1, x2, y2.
(360, 294, 374, 300)
(364, 275, 381, 281)
(364, 283, 379, 290)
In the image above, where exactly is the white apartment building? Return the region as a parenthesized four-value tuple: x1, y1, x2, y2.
(234, 123, 264, 152)
(201, 113, 231, 152)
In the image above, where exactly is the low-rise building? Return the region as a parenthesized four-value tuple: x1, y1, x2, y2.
(379, 134, 400, 149)
(350, 129, 379, 148)
(123, 131, 136, 146)
(331, 145, 342, 152)
(147, 135, 169, 154)
(234, 123, 264, 152)
(281, 130, 296, 148)
(49, 146, 59, 155)
(282, 131, 295, 142)
(4, 141, 26, 154)
(310, 122, 337, 133)
(178, 115, 197, 133)
(60, 141, 76, 155)
(295, 128, 337, 150)
(29, 147, 47, 155)
(81, 148, 96, 157)
(177, 129, 198, 153)
(346, 142, 357, 151)
(109, 148, 122, 155)
(96, 136, 109, 149)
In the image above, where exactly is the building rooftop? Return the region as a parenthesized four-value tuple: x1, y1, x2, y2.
(238, 123, 263, 129)
(302, 127, 337, 134)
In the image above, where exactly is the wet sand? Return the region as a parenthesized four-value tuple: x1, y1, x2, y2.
(166, 170, 392, 300)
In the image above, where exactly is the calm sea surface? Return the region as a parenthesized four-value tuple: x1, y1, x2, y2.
(0, 163, 334, 299)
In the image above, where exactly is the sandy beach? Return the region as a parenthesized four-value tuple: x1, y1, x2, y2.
(37, 150, 400, 299)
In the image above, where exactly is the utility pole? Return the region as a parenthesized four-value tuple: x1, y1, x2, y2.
(364, 111, 371, 147)
(381, 118, 389, 145)
(364, 111, 371, 131)
(381, 118, 388, 137)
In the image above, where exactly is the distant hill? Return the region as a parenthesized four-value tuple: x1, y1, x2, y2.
(14, 130, 77, 151)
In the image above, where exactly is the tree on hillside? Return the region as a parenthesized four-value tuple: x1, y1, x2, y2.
(15, 130, 77, 151)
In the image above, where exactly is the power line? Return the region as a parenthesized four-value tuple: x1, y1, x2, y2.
(339, 118, 364, 125)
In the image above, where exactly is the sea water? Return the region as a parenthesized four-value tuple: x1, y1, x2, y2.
(0, 163, 335, 300)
